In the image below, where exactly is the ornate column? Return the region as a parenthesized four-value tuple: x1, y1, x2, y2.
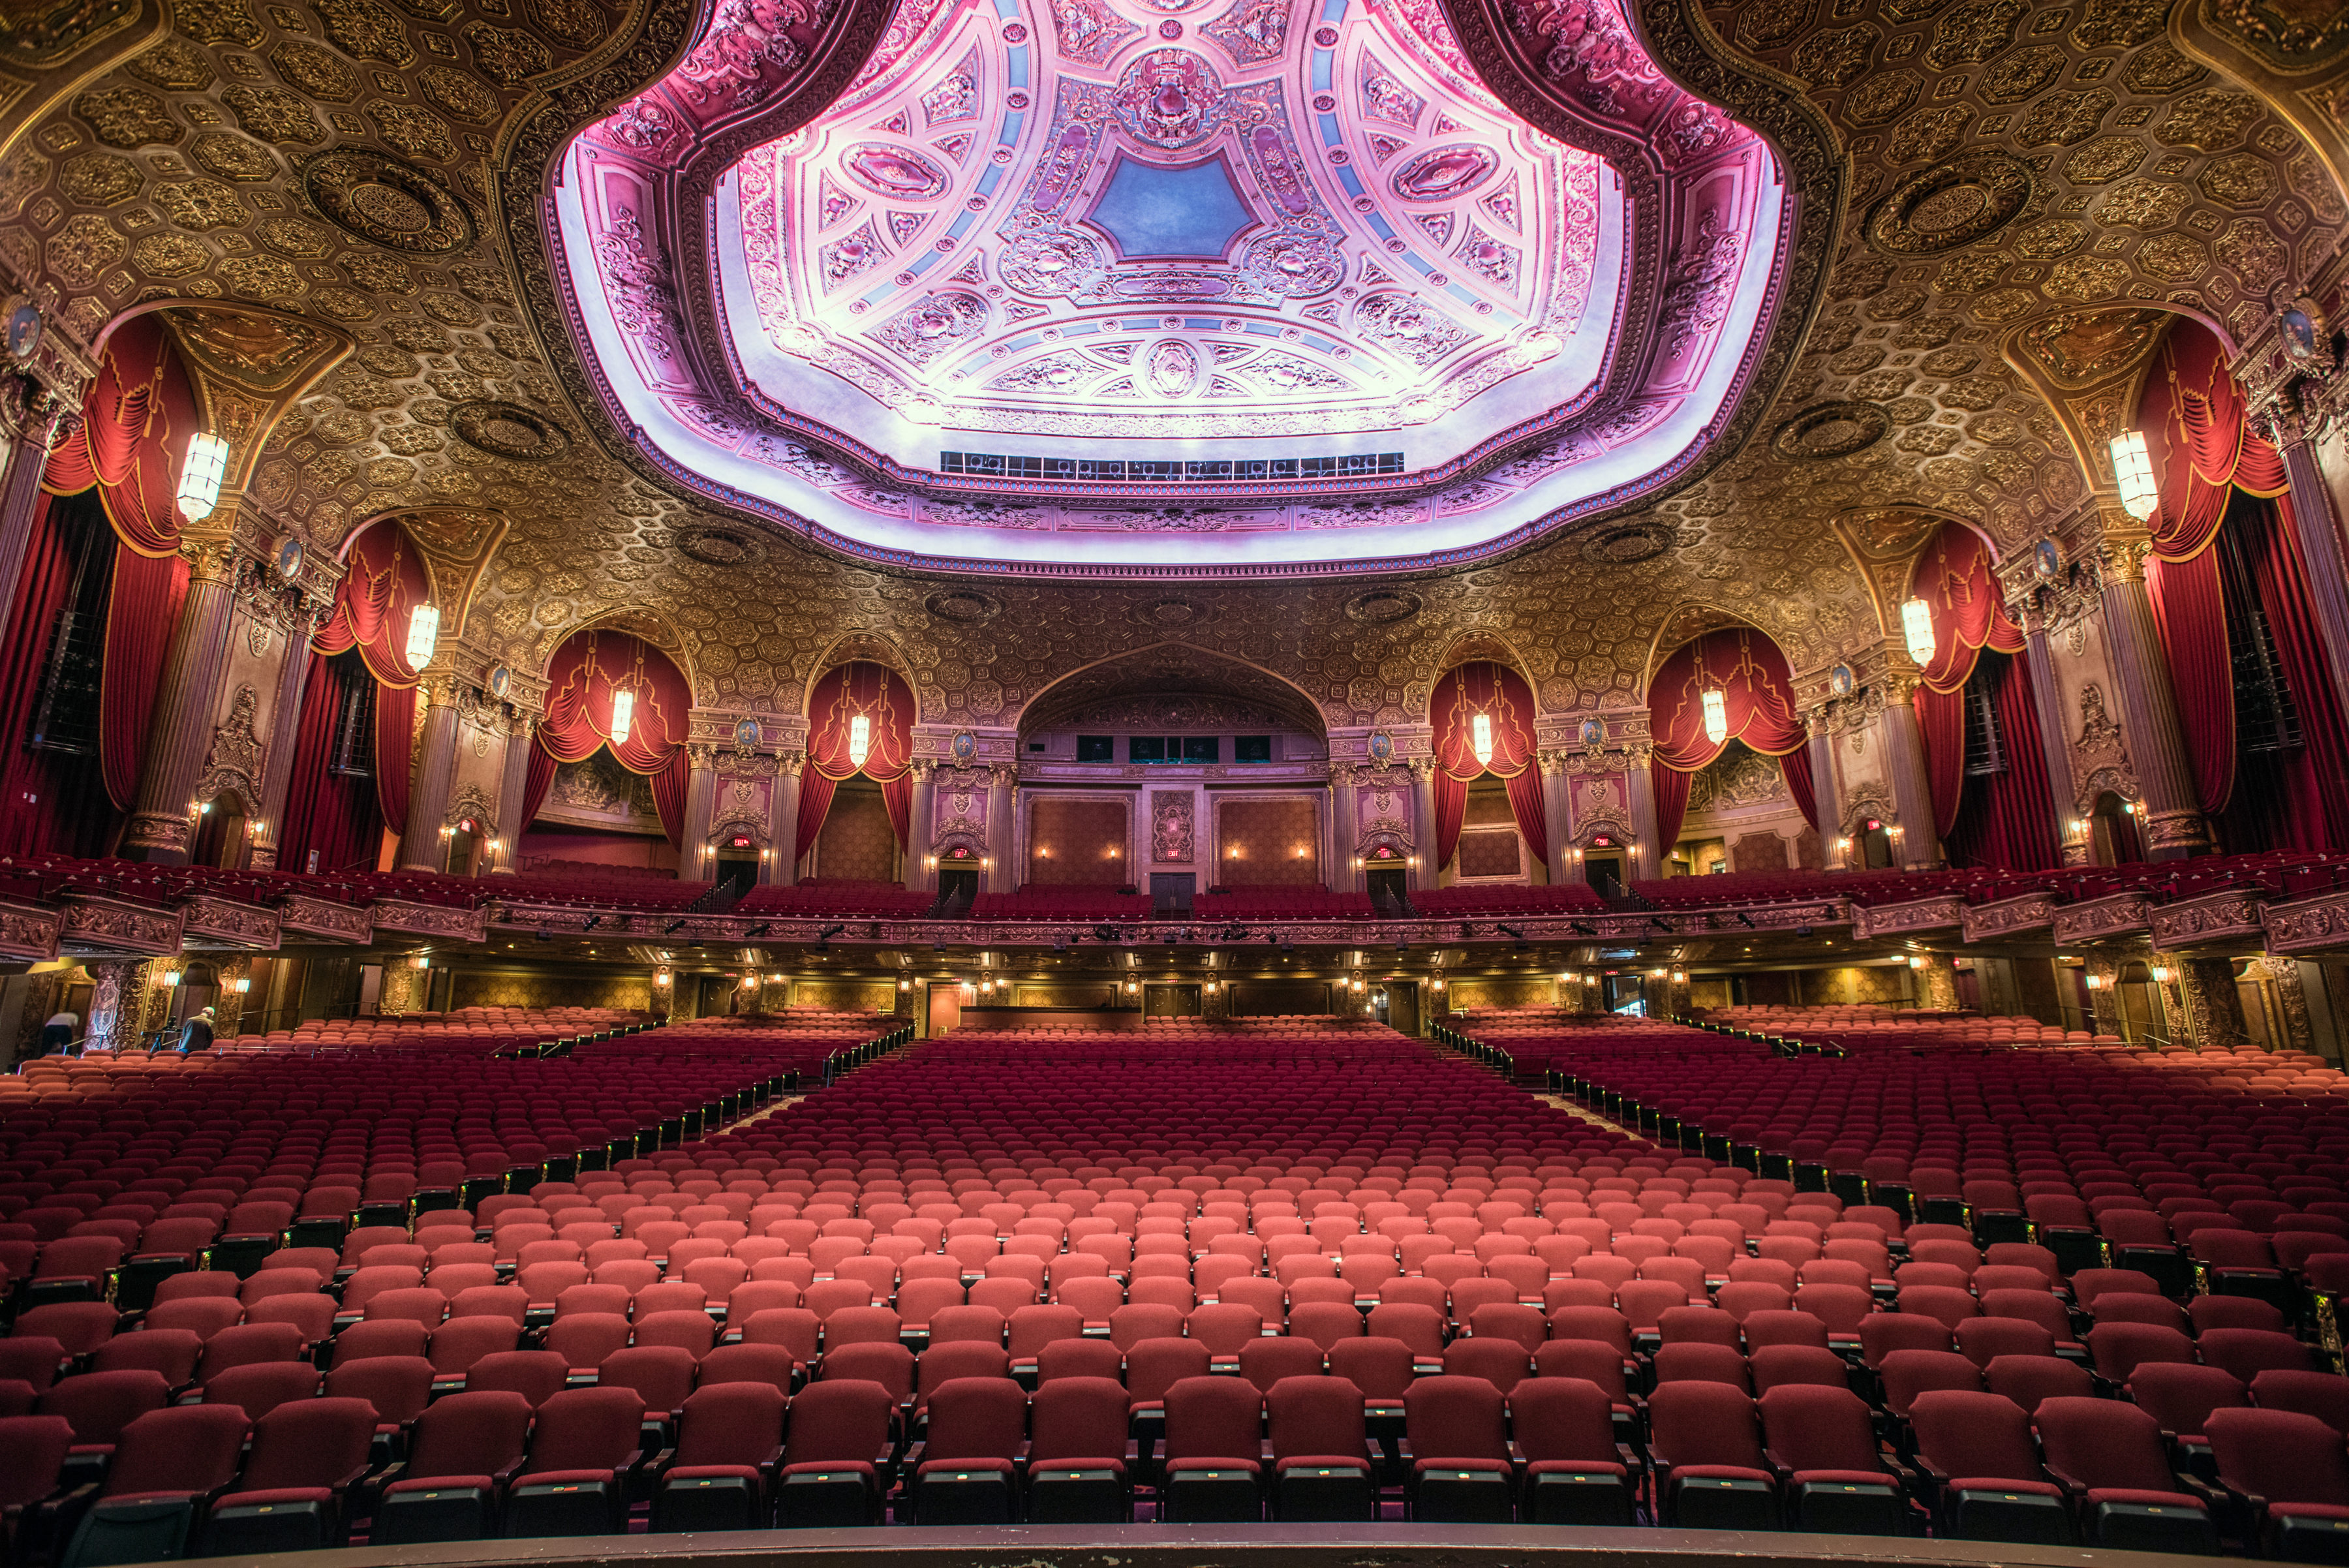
(1328, 763, 1358, 891)
(123, 540, 243, 864)
(251, 602, 330, 872)
(490, 715, 535, 873)
(680, 743, 718, 882)
(2176, 957, 2249, 1050)
(1539, 751, 1572, 884)
(1802, 709, 1839, 869)
(1407, 760, 1437, 891)
(0, 388, 78, 643)
(2264, 405, 2349, 725)
(2096, 532, 2209, 859)
(770, 754, 803, 885)
(985, 764, 1017, 893)
(907, 761, 935, 893)
(2013, 598, 2089, 865)
(1625, 748, 1660, 880)
(395, 672, 461, 872)
(1877, 670, 1945, 870)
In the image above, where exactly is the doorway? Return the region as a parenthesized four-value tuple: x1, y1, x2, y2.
(1366, 867, 1407, 908)
(2090, 792, 2144, 864)
(2114, 959, 2168, 1045)
(1144, 983, 1201, 1018)
(1150, 874, 1195, 915)
(1384, 981, 1420, 1036)
(189, 800, 247, 869)
(938, 867, 979, 907)
(714, 853, 758, 898)
(1858, 823, 1895, 869)
(443, 824, 478, 876)
(1583, 853, 1623, 896)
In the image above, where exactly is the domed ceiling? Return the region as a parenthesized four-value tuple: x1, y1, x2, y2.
(553, 0, 1789, 575)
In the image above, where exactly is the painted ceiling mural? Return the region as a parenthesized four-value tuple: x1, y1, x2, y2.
(554, 0, 1787, 571)
(0, 0, 2333, 728)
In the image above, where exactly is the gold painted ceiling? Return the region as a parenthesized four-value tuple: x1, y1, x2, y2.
(0, 0, 2338, 733)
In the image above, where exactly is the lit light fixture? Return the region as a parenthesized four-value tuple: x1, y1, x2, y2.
(1204, 979, 1218, 992)
(409, 954, 429, 970)
(2151, 964, 2174, 985)
(847, 713, 871, 771)
(2085, 972, 2105, 991)
(1901, 596, 1937, 666)
(2110, 430, 2158, 521)
(1909, 954, 1929, 970)
(233, 976, 251, 993)
(1125, 979, 1139, 994)
(609, 688, 635, 746)
(768, 973, 782, 985)
(176, 432, 229, 523)
(1671, 970, 1687, 983)
(1431, 977, 1446, 992)
(898, 977, 912, 992)
(404, 604, 440, 671)
(1470, 712, 1495, 771)
(653, 969, 672, 987)
(161, 967, 182, 987)
(1700, 688, 1728, 746)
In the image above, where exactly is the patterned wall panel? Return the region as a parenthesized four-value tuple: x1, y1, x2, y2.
(1213, 795, 1320, 885)
(1028, 797, 1130, 885)
(816, 787, 898, 882)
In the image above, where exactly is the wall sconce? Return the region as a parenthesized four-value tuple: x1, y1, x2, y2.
(1294, 844, 1308, 859)
(1124, 979, 1139, 994)
(1107, 847, 1119, 860)
(408, 953, 430, 970)
(2151, 964, 2174, 985)
(487, 838, 502, 855)
(176, 431, 230, 522)
(1351, 855, 1363, 870)
(2070, 819, 2088, 836)
(1405, 854, 1419, 869)
(2110, 430, 2158, 521)
(979, 977, 994, 993)
(2084, 972, 2105, 991)
(1037, 847, 1051, 859)
(233, 976, 251, 993)
(1351, 977, 1365, 992)
(898, 976, 912, 991)
(160, 967, 183, 988)
(1671, 970, 1687, 983)
(1908, 954, 1929, 970)
(1204, 979, 1218, 992)
(438, 823, 453, 840)
(739, 974, 757, 989)
(767, 972, 783, 985)
(1430, 977, 1445, 992)
(653, 969, 672, 987)
(188, 798, 211, 818)
(923, 854, 937, 869)
(2125, 801, 2140, 816)
(1650, 967, 1666, 978)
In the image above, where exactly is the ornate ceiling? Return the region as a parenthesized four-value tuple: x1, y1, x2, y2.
(553, 0, 1787, 571)
(0, 0, 2338, 728)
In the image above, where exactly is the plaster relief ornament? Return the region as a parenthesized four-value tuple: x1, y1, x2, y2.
(555, 0, 1786, 574)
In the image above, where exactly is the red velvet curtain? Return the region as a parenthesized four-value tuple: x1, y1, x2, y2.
(275, 649, 383, 876)
(1648, 628, 1806, 852)
(99, 550, 187, 812)
(801, 662, 915, 857)
(536, 627, 692, 848)
(0, 493, 116, 858)
(795, 773, 838, 865)
(519, 744, 558, 836)
(373, 682, 415, 833)
(1781, 743, 1817, 834)
(42, 313, 194, 559)
(314, 519, 433, 688)
(1430, 661, 1543, 869)
(1942, 652, 2061, 870)
(2215, 493, 2349, 852)
(1911, 521, 2028, 838)
(2140, 319, 2291, 818)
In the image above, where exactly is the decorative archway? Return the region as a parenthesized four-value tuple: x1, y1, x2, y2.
(1428, 660, 1546, 874)
(800, 661, 916, 864)
(1648, 626, 1811, 861)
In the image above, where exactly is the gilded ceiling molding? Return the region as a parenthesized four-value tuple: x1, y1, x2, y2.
(2175, 0, 2349, 208)
(2000, 307, 2179, 497)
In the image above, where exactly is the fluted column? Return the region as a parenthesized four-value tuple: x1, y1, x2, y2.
(2016, 605, 2090, 865)
(985, 764, 1016, 893)
(2097, 535, 2209, 859)
(770, 755, 802, 884)
(2274, 425, 2349, 725)
(251, 609, 328, 871)
(123, 540, 242, 863)
(0, 392, 76, 646)
(908, 761, 936, 892)
(490, 715, 535, 873)
(1407, 760, 1437, 891)
(1328, 763, 1358, 891)
(1802, 710, 1839, 869)
(680, 743, 718, 882)
(1879, 674, 1945, 870)
(395, 673, 461, 872)
(1540, 751, 1573, 883)
(1626, 747, 1659, 880)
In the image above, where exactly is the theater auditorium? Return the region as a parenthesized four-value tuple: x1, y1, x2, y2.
(8, 0, 2349, 1561)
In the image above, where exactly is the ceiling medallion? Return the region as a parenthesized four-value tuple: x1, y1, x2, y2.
(673, 525, 766, 566)
(1343, 589, 1424, 624)
(301, 149, 474, 254)
(924, 589, 1002, 624)
(1864, 151, 2032, 256)
(1146, 596, 1206, 627)
(1579, 522, 1678, 564)
(1773, 401, 1891, 462)
(448, 401, 572, 461)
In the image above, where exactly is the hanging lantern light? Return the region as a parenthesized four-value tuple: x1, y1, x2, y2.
(1900, 596, 1937, 666)
(609, 687, 635, 745)
(848, 713, 872, 771)
(2110, 430, 2159, 521)
(404, 604, 440, 671)
(176, 432, 230, 523)
(1700, 688, 1728, 746)
(1469, 712, 1495, 771)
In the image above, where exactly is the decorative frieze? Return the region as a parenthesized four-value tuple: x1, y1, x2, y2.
(276, 894, 372, 944)
(2149, 891, 2267, 951)
(1852, 897, 1965, 939)
(178, 895, 281, 950)
(2050, 893, 2153, 946)
(0, 901, 62, 962)
(1960, 893, 2055, 942)
(371, 900, 490, 942)
(58, 896, 184, 957)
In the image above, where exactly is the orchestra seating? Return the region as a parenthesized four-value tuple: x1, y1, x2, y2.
(7, 1015, 2349, 1549)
